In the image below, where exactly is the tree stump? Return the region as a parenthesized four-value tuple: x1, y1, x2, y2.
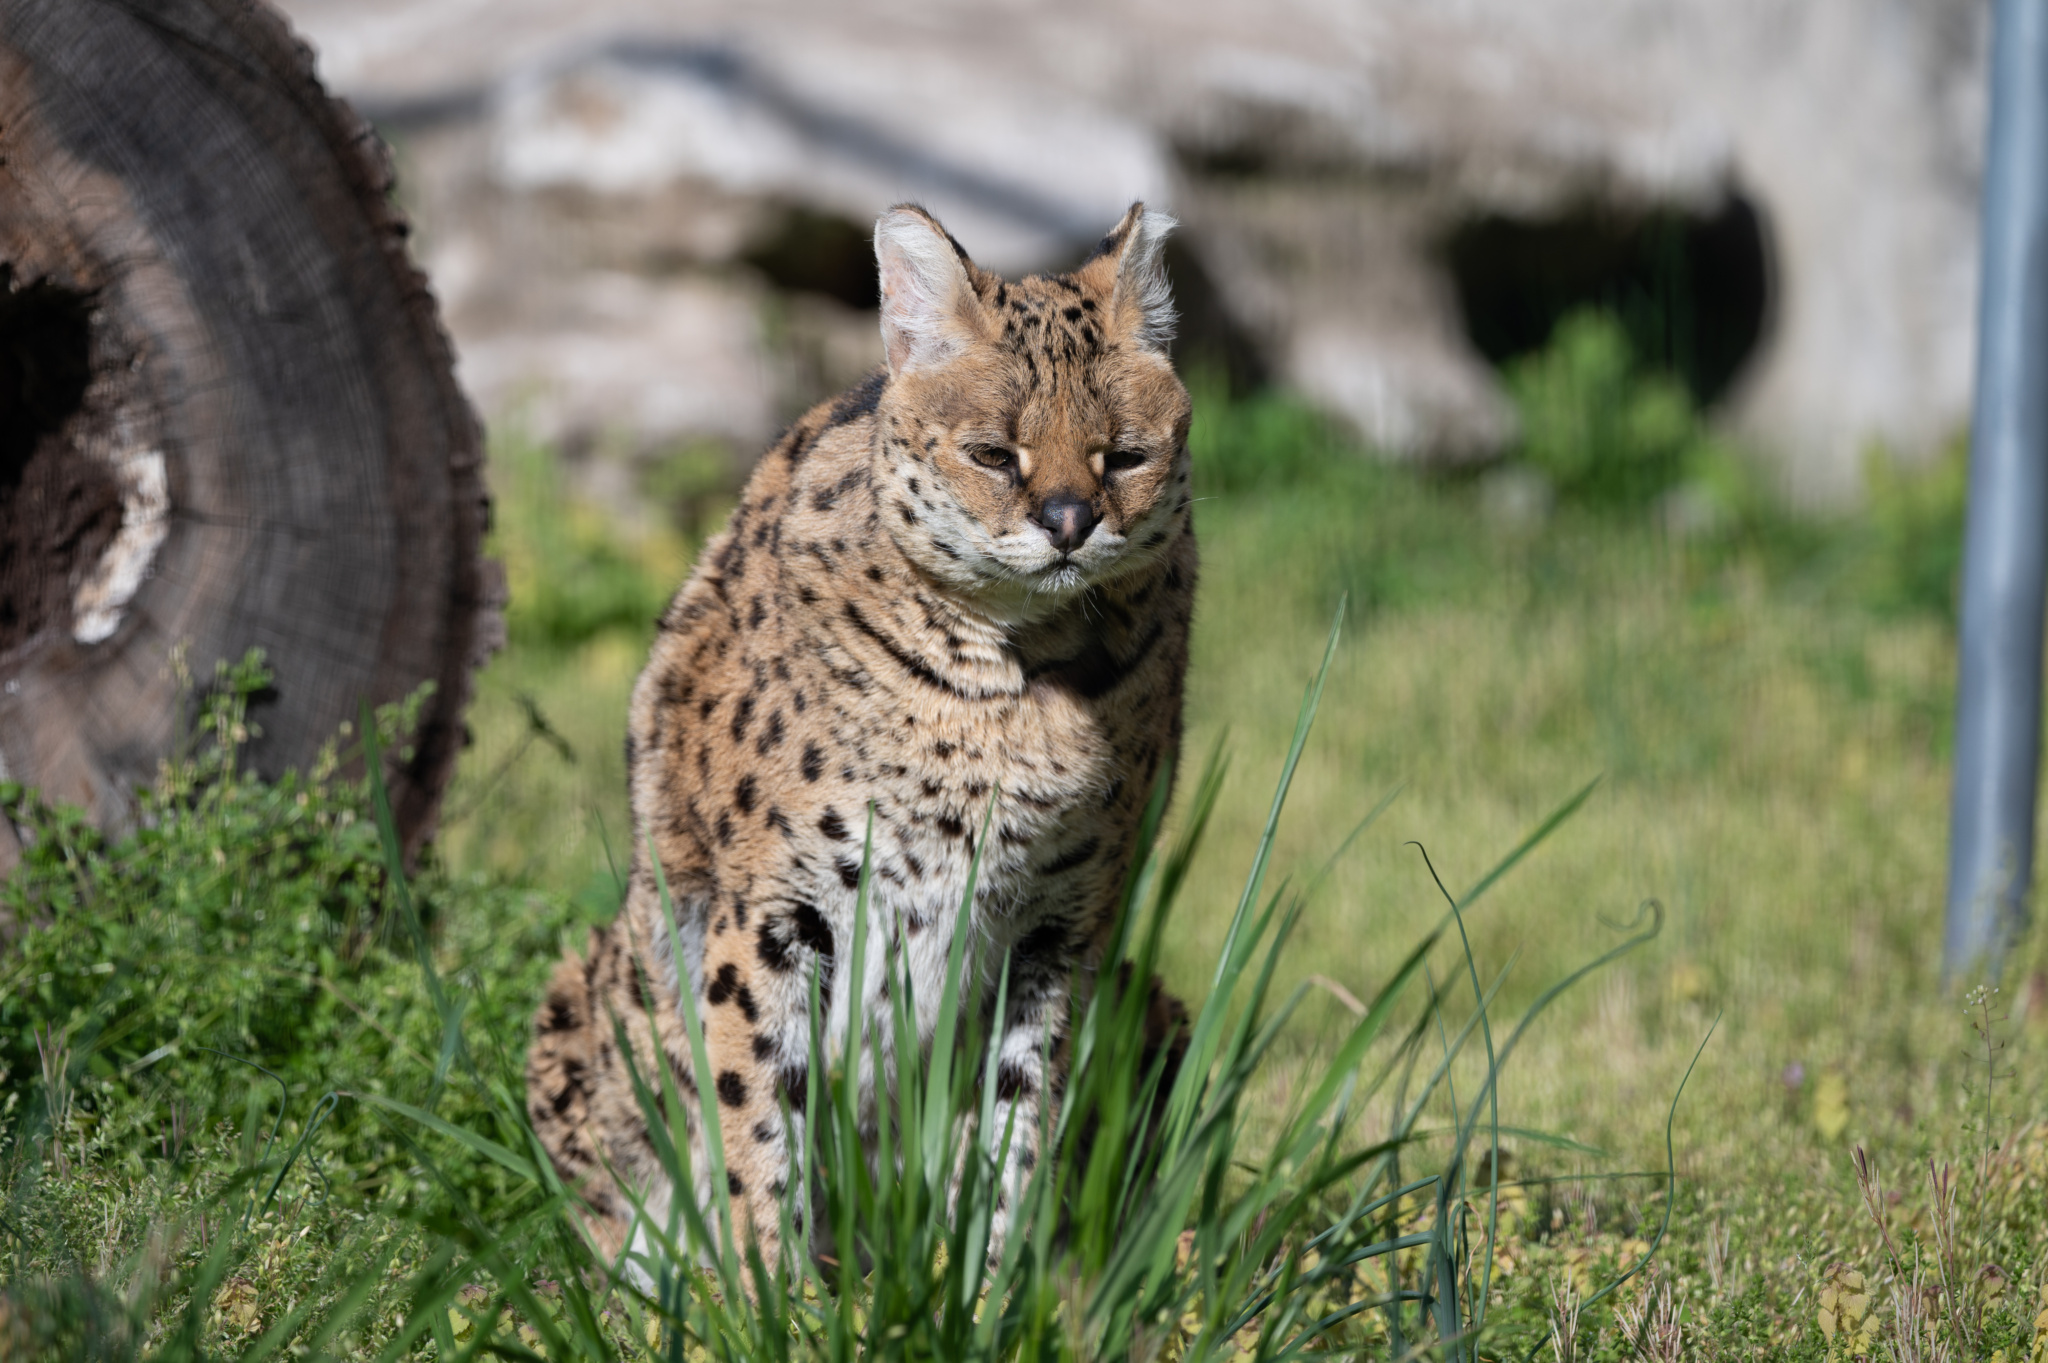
(0, 0, 501, 867)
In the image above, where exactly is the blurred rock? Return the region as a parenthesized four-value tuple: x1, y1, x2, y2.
(455, 271, 774, 451)
(280, 0, 1988, 503)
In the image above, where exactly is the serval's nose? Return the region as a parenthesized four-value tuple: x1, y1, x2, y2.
(1035, 495, 1096, 555)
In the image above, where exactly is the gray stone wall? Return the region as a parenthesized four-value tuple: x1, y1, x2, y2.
(279, 0, 1991, 505)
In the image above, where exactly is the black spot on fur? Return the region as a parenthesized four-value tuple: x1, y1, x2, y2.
(752, 1033, 778, 1062)
(731, 694, 755, 742)
(793, 903, 835, 958)
(734, 983, 759, 1023)
(706, 962, 740, 1005)
(843, 602, 968, 697)
(542, 995, 577, 1033)
(1015, 921, 1071, 965)
(757, 918, 795, 973)
(753, 1119, 778, 1143)
(779, 1062, 809, 1110)
(1041, 839, 1100, 877)
(716, 810, 734, 846)
(937, 813, 965, 840)
(1024, 618, 1167, 701)
(728, 1171, 745, 1195)
(836, 857, 862, 890)
(716, 1071, 748, 1107)
(996, 1061, 1034, 1101)
(802, 743, 825, 782)
(552, 1058, 587, 1115)
(735, 773, 759, 814)
(828, 370, 888, 426)
(1085, 224, 1129, 262)
(813, 465, 868, 513)
(819, 808, 849, 842)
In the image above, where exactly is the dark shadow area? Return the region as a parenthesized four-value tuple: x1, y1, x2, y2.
(0, 266, 119, 654)
(1443, 192, 1772, 408)
(741, 205, 880, 310)
(0, 265, 94, 488)
(1163, 236, 1269, 396)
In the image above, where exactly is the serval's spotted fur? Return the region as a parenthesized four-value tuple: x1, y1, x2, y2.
(526, 201, 1195, 1273)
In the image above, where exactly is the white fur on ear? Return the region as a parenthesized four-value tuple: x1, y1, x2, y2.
(1113, 209, 1178, 355)
(875, 207, 976, 374)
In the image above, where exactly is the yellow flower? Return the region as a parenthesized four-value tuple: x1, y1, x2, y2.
(1817, 1264, 1874, 1362)
(1813, 1072, 1851, 1142)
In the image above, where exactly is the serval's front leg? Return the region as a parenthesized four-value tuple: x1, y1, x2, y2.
(696, 899, 837, 1279)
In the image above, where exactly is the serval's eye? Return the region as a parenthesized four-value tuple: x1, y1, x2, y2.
(968, 444, 1014, 470)
(1103, 446, 1146, 473)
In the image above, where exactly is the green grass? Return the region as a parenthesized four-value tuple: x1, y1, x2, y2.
(5, 314, 2046, 1359)
(0, 626, 1683, 1361)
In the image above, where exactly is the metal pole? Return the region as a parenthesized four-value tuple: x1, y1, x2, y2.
(1945, 0, 2048, 983)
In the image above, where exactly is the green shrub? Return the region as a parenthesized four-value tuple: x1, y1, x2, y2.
(0, 653, 590, 1319)
(1504, 308, 1742, 514)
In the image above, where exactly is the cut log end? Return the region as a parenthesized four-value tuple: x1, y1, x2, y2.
(0, 0, 501, 868)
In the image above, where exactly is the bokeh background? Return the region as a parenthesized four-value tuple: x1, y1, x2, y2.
(279, 0, 2026, 1233)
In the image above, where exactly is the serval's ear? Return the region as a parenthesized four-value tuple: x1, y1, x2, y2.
(874, 204, 986, 375)
(1082, 201, 1177, 356)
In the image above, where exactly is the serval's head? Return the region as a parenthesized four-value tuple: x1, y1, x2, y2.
(868, 202, 1191, 619)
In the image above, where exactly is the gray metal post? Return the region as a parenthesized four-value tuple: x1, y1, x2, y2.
(1945, 0, 2048, 982)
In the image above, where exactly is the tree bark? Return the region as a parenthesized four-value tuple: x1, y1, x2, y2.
(0, 0, 501, 866)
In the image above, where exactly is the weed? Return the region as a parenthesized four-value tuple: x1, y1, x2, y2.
(0, 616, 1710, 1359)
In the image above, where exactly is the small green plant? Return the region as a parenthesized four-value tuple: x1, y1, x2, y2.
(1186, 372, 1351, 496)
(1824, 990, 2044, 1363)
(1858, 437, 1969, 621)
(492, 435, 694, 649)
(1504, 308, 1742, 514)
